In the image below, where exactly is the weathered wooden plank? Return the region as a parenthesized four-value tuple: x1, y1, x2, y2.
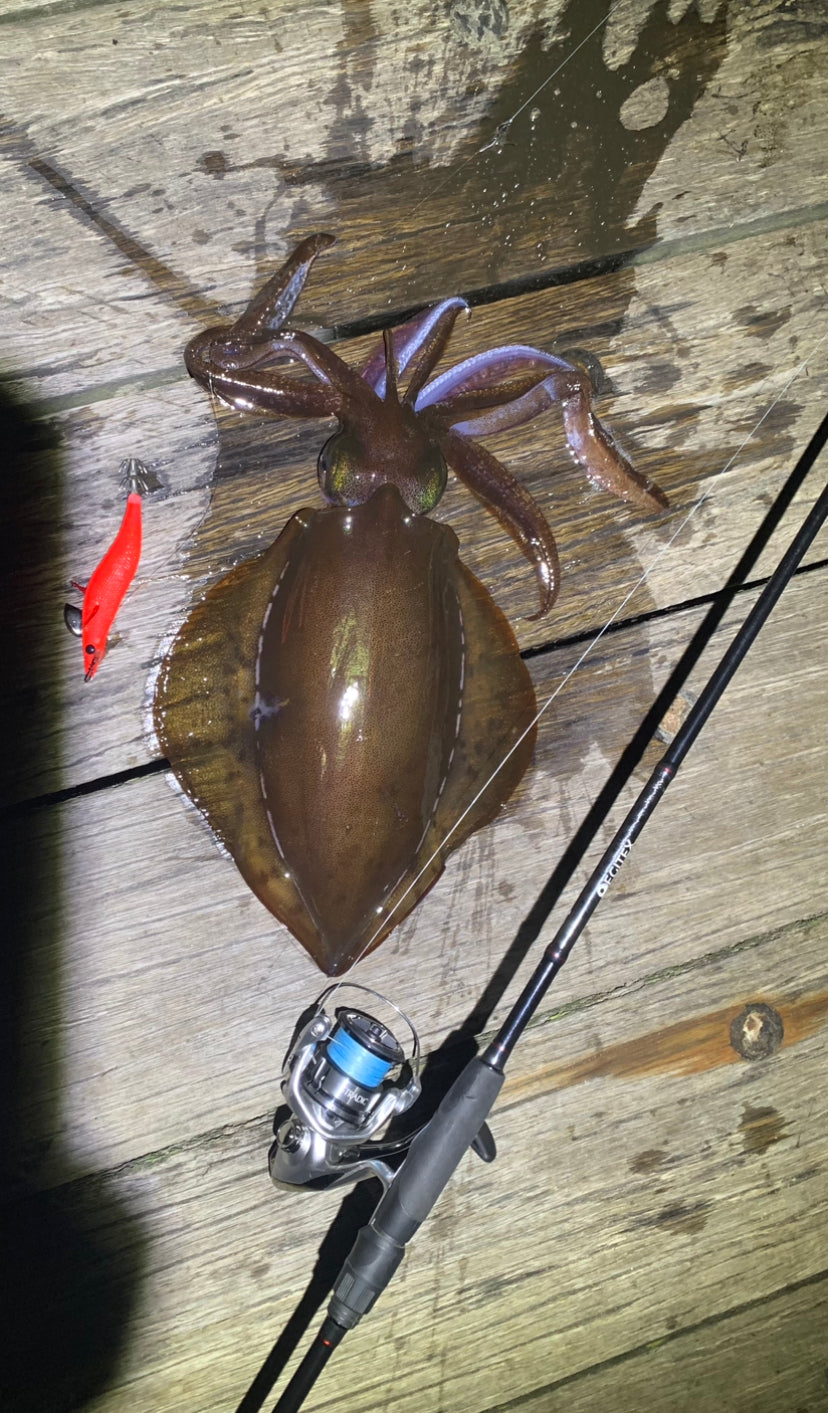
(1, 0, 825, 380)
(505, 1277, 828, 1412)
(1, 4, 826, 1409)
(11, 569, 826, 1181)
(8, 915, 825, 1412)
(4, 222, 826, 803)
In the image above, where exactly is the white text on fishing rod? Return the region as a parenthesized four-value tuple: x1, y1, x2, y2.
(596, 838, 633, 897)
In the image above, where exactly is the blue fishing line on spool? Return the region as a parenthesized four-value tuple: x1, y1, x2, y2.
(327, 1024, 393, 1088)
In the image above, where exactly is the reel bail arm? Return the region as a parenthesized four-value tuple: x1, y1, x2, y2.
(268, 984, 422, 1192)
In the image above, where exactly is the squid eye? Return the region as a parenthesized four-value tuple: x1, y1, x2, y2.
(318, 431, 364, 505)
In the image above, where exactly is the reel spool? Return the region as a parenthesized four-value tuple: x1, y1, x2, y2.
(269, 984, 421, 1192)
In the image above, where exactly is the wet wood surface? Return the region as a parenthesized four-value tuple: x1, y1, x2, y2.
(1, 1, 826, 1411)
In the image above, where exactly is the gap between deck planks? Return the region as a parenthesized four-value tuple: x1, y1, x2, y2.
(13, 569, 828, 1165)
(11, 914, 826, 1413)
(0, 0, 824, 351)
(1, 1, 827, 1410)
(3, 218, 827, 804)
(7, 541, 824, 1410)
(497, 1276, 828, 1413)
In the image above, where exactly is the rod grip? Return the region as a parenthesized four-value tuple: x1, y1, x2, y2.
(329, 1057, 503, 1327)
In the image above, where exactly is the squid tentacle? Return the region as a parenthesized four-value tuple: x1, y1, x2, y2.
(559, 384, 669, 512)
(415, 345, 577, 409)
(398, 300, 470, 406)
(421, 346, 667, 514)
(180, 355, 342, 419)
(360, 298, 469, 398)
(244, 329, 375, 406)
(185, 327, 376, 422)
(183, 234, 354, 420)
(228, 233, 336, 344)
(419, 373, 564, 430)
(438, 429, 561, 619)
(182, 233, 668, 616)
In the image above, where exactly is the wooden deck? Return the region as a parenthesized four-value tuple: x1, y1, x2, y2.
(1, 1, 826, 1410)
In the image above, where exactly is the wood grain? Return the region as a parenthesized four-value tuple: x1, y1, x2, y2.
(1, 1, 826, 1410)
(11, 571, 827, 1170)
(7, 915, 825, 1412)
(3, 225, 827, 804)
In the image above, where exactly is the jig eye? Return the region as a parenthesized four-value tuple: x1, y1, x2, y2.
(85, 644, 96, 655)
(63, 603, 83, 637)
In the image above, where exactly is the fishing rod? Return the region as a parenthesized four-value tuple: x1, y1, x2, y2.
(262, 407, 828, 1412)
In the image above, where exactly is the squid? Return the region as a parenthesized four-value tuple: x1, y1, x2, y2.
(154, 235, 666, 975)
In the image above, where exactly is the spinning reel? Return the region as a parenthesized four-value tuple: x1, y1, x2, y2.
(269, 984, 422, 1192)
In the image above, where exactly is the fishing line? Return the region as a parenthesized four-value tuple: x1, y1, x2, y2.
(337, 327, 828, 984)
(336, 3, 828, 982)
(483, 7, 617, 143)
(269, 418, 828, 1413)
(410, 1, 625, 217)
(239, 23, 826, 1412)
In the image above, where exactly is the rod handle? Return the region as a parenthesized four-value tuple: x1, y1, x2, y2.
(329, 1056, 503, 1328)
